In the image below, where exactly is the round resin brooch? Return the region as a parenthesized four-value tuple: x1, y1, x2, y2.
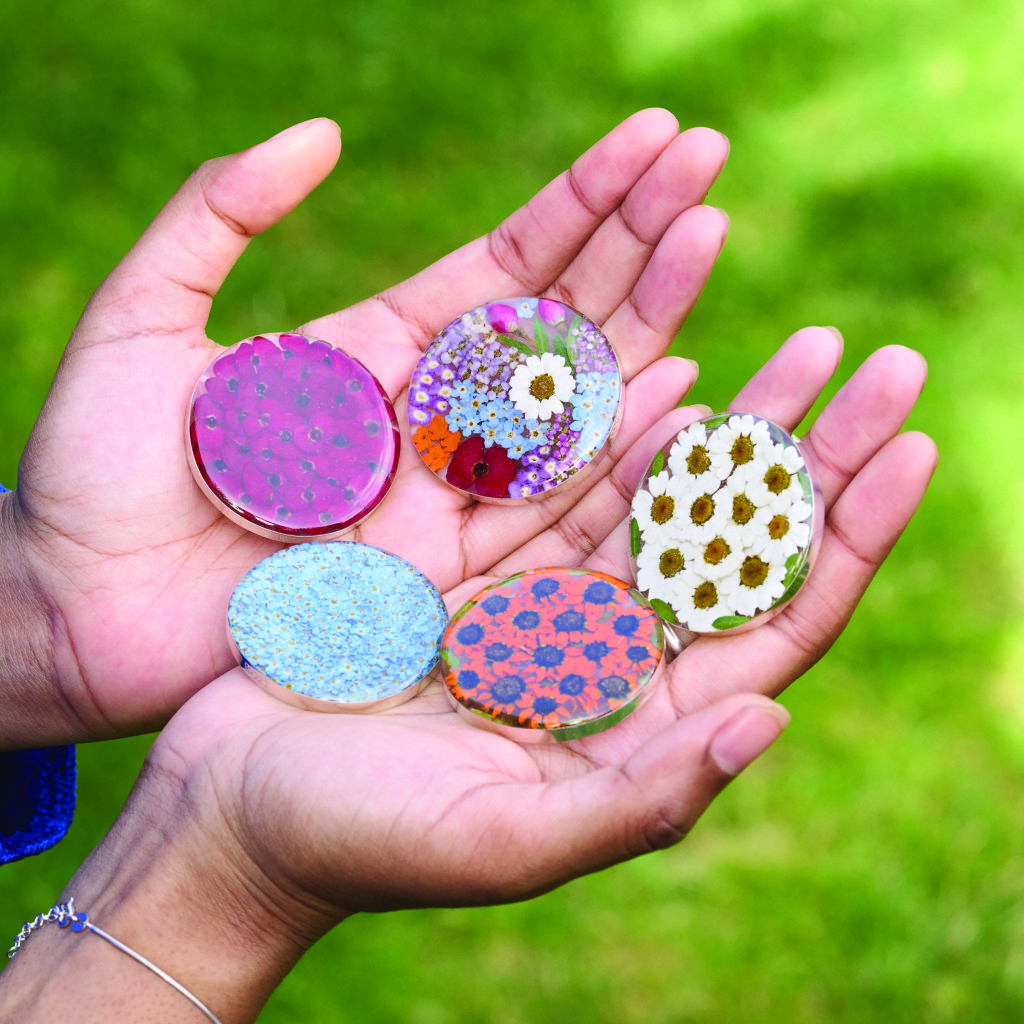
(629, 413, 823, 634)
(188, 332, 399, 540)
(408, 298, 623, 502)
(228, 542, 448, 712)
(440, 567, 664, 741)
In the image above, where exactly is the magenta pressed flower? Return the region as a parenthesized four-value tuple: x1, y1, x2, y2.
(486, 302, 519, 334)
(188, 333, 400, 540)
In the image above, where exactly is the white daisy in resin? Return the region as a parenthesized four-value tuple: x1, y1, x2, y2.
(508, 351, 576, 421)
(673, 571, 737, 632)
(667, 422, 722, 489)
(707, 414, 773, 478)
(753, 497, 813, 560)
(632, 471, 689, 545)
(741, 443, 807, 510)
(729, 552, 788, 617)
(694, 525, 744, 581)
(635, 538, 698, 606)
(723, 472, 766, 549)
(679, 485, 729, 545)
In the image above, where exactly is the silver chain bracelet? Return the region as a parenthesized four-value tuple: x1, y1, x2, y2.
(7, 897, 223, 1023)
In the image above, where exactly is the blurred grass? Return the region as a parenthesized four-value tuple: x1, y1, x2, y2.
(2, 0, 1023, 1020)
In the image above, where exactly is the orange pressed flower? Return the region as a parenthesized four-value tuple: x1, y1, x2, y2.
(413, 415, 462, 471)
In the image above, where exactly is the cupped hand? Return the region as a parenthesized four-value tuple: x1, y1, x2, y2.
(142, 329, 935, 931)
(4, 111, 730, 744)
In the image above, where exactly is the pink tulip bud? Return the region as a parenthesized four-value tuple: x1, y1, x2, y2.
(537, 298, 566, 326)
(487, 303, 519, 334)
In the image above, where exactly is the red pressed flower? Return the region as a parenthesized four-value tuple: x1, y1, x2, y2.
(446, 436, 519, 498)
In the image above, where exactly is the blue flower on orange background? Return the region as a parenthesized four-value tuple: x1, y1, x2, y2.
(613, 614, 639, 636)
(485, 642, 512, 662)
(457, 623, 484, 645)
(552, 610, 586, 633)
(532, 644, 564, 668)
(598, 675, 630, 700)
(583, 581, 615, 604)
(531, 577, 561, 600)
(513, 609, 540, 629)
(481, 595, 510, 616)
(559, 674, 587, 696)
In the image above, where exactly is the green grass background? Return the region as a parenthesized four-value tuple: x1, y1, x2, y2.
(2, 0, 1022, 1019)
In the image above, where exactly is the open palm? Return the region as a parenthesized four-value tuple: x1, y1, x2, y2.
(146, 329, 934, 928)
(7, 111, 731, 743)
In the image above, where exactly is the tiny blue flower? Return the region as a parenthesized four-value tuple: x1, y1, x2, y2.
(532, 696, 558, 716)
(459, 669, 481, 690)
(513, 610, 540, 629)
(583, 640, 610, 663)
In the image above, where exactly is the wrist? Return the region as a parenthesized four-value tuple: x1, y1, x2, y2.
(0, 488, 66, 750)
(1, 731, 339, 1022)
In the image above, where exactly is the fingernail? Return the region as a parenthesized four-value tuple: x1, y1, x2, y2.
(269, 118, 333, 141)
(684, 358, 700, 376)
(705, 205, 730, 231)
(710, 702, 790, 777)
(687, 403, 713, 417)
(822, 325, 844, 344)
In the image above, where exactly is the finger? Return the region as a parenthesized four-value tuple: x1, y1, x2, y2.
(799, 345, 928, 506)
(486, 401, 711, 578)
(80, 118, 342, 343)
(667, 430, 938, 712)
(727, 325, 844, 429)
(311, 109, 682, 351)
(470, 694, 789, 900)
(546, 127, 729, 325)
(597, 204, 730, 381)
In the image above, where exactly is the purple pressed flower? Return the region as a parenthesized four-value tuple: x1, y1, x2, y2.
(292, 424, 327, 456)
(242, 462, 274, 505)
(537, 298, 566, 326)
(250, 335, 285, 375)
(486, 303, 519, 335)
(204, 375, 237, 408)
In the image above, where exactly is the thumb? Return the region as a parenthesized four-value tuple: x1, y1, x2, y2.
(489, 694, 790, 900)
(81, 117, 342, 342)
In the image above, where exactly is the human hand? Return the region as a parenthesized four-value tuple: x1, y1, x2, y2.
(0, 330, 934, 1022)
(0, 110, 729, 746)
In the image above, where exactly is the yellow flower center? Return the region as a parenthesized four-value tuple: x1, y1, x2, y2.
(659, 548, 685, 578)
(732, 494, 755, 525)
(768, 514, 790, 540)
(686, 446, 711, 475)
(690, 494, 716, 525)
(730, 435, 755, 464)
(693, 581, 718, 609)
(651, 495, 675, 525)
(704, 537, 731, 566)
(764, 464, 792, 494)
(529, 374, 555, 400)
(739, 555, 770, 589)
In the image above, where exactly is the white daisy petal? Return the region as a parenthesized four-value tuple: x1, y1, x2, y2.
(507, 353, 576, 421)
(706, 414, 774, 478)
(729, 552, 788, 616)
(752, 498, 813, 560)
(667, 422, 722, 489)
(635, 537, 698, 607)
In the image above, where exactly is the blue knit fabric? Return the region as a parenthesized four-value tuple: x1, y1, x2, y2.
(0, 481, 77, 863)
